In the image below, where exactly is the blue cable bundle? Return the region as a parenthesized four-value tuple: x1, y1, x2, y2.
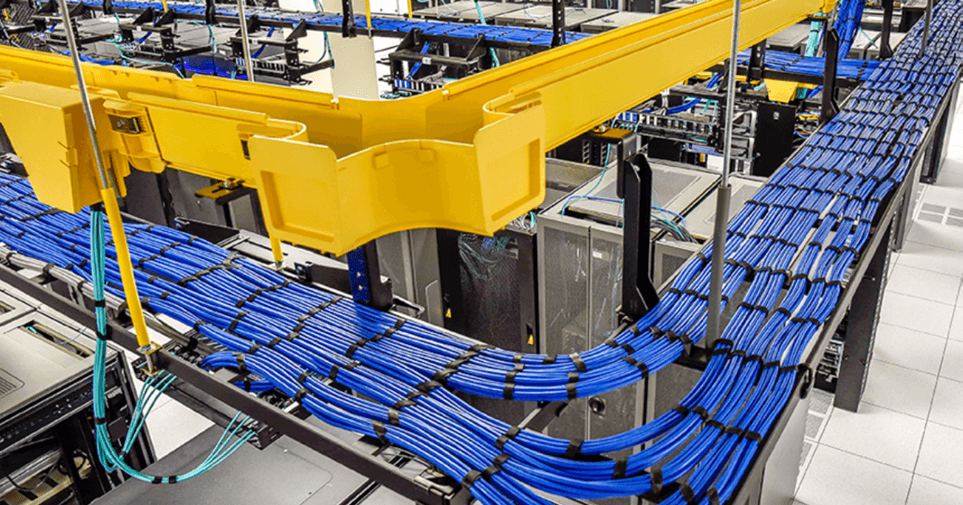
(65, 0, 585, 47)
(0, 1, 962, 503)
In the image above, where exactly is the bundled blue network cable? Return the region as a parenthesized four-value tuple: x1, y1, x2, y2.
(0, 1, 962, 503)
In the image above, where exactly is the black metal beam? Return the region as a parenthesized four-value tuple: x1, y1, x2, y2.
(820, 27, 840, 125)
(878, 0, 894, 59)
(551, 0, 565, 47)
(0, 263, 453, 505)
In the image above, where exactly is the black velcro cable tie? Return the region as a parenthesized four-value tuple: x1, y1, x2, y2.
(387, 408, 401, 426)
(649, 467, 663, 495)
(779, 365, 798, 374)
(160, 291, 172, 300)
(416, 380, 442, 393)
(628, 324, 642, 337)
(372, 421, 388, 444)
(743, 430, 763, 442)
(495, 426, 521, 450)
(345, 337, 370, 359)
(672, 404, 690, 417)
(93, 416, 107, 425)
(621, 342, 636, 355)
(605, 337, 619, 348)
(345, 361, 360, 371)
(228, 311, 248, 333)
(667, 287, 683, 296)
(235, 353, 247, 374)
(706, 419, 725, 431)
(329, 366, 340, 381)
(680, 482, 696, 505)
(569, 353, 587, 372)
(729, 349, 747, 359)
(505, 371, 518, 383)
(431, 368, 457, 385)
(691, 405, 709, 422)
(248, 343, 262, 354)
(707, 487, 720, 505)
(566, 382, 577, 400)
(650, 326, 664, 338)
(726, 426, 745, 438)
(168, 475, 177, 484)
(613, 458, 628, 479)
(469, 343, 493, 352)
(93, 299, 107, 309)
(743, 354, 764, 364)
(393, 399, 417, 410)
(622, 356, 649, 379)
(514, 363, 525, 372)
(543, 355, 557, 365)
(714, 338, 734, 350)
(827, 280, 843, 288)
(294, 388, 309, 403)
(568, 372, 579, 383)
(405, 390, 426, 400)
(761, 360, 781, 370)
(462, 470, 482, 490)
(297, 371, 310, 384)
(712, 346, 731, 356)
(564, 439, 583, 458)
(152, 476, 163, 484)
(775, 307, 792, 317)
(513, 353, 524, 363)
(481, 462, 503, 481)
(268, 336, 283, 348)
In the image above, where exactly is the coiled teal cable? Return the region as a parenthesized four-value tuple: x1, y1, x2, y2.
(89, 208, 257, 483)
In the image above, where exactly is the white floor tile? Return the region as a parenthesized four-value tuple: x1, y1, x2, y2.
(940, 341, 963, 383)
(951, 310, 963, 342)
(819, 404, 924, 470)
(906, 220, 963, 253)
(906, 476, 963, 505)
(874, 323, 946, 375)
(861, 361, 938, 419)
(795, 445, 911, 505)
(879, 292, 955, 338)
(897, 241, 963, 277)
(886, 264, 962, 303)
(920, 185, 963, 213)
(144, 400, 214, 460)
(916, 422, 963, 488)
(928, 378, 963, 431)
(935, 169, 963, 192)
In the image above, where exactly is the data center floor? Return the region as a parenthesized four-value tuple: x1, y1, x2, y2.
(794, 93, 963, 505)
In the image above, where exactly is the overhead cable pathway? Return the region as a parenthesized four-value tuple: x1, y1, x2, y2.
(0, 0, 835, 256)
(0, 1, 959, 503)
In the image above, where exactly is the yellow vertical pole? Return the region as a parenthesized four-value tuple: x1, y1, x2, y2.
(270, 236, 284, 269)
(56, 0, 152, 350)
(101, 189, 152, 347)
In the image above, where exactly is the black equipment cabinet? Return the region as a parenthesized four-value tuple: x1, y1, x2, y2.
(0, 333, 153, 504)
(437, 226, 538, 424)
